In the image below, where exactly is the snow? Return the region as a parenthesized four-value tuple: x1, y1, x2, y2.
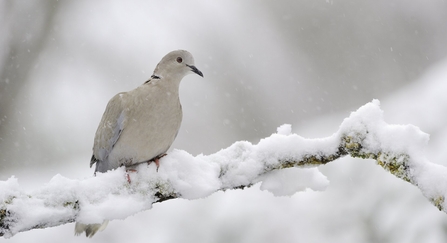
(339, 99, 430, 156)
(336, 100, 447, 206)
(0, 176, 20, 202)
(2, 122, 335, 236)
(276, 124, 292, 135)
(133, 150, 222, 200)
(3, 97, 447, 238)
(259, 168, 329, 196)
(415, 160, 447, 201)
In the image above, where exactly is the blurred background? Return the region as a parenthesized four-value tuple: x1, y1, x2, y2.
(1, 0, 447, 242)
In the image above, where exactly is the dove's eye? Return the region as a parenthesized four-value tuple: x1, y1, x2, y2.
(176, 57, 183, 63)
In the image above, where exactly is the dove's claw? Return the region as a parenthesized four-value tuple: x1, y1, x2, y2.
(125, 169, 137, 183)
(148, 153, 167, 171)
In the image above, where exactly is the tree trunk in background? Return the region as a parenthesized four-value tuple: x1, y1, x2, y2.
(0, 1, 60, 168)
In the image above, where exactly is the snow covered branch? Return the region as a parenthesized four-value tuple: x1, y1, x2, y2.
(1, 100, 446, 238)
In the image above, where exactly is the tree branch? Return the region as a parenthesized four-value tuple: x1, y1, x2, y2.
(1, 100, 445, 238)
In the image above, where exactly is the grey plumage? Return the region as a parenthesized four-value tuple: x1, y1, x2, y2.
(75, 50, 203, 237)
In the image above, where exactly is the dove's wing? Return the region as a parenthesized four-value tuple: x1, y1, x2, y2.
(90, 92, 127, 169)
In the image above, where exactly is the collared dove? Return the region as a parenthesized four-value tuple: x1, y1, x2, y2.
(74, 50, 203, 237)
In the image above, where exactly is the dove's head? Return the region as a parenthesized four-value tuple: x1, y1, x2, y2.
(153, 50, 203, 80)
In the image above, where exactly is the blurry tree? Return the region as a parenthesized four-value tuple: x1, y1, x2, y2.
(0, 1, 61, 168)
(258, 0, 447, 116)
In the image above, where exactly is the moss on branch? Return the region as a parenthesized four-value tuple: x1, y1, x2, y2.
(0, 132, 441, 237)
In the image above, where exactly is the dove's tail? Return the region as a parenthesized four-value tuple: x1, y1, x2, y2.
(74, 220, 109, 238)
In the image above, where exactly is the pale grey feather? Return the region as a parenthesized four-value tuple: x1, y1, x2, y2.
(75, 50, 203, 237)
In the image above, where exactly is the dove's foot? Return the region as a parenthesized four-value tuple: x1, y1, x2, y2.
(148, 153, 167, 171)
(126, 169, 137, 183)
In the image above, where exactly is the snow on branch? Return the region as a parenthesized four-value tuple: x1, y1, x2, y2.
(1, 99, 446, 238)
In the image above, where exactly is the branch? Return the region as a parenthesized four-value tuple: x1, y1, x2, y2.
(1, 99, 446, 237)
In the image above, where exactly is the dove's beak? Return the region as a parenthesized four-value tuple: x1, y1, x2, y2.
(187, 64, 203, 77)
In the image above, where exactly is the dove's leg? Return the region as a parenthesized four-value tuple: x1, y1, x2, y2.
(125, 169, 137, 183)
(125, 154, 167, 182)
(148, 153, 167, 171)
